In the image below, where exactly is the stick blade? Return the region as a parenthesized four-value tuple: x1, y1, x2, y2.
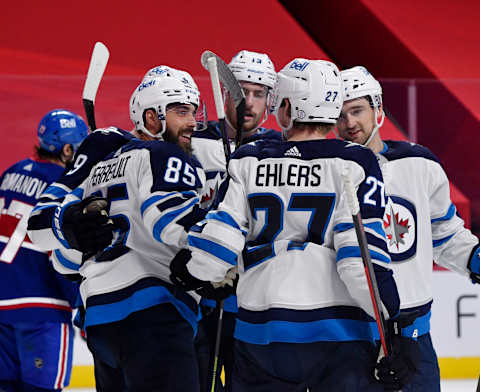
(201, 50, 245, 108)
(82, 42, 109, 102)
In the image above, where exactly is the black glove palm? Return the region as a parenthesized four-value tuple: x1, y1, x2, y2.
(61, 196, 115, 255)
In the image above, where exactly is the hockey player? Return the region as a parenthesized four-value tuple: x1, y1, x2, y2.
(48, 76, 207, 392)
(171, 59, 406, 391)
(0, 109, 87, 391)
(27, 66, 203, 267)
(337, 65, 480, 392)
(191, 50, 280, 392)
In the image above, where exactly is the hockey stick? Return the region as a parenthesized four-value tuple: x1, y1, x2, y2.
(82, 42, 109, 131)
(201, 50, 246, 150)
(201, 53, 229, 392)
(342, 169, 390, 357)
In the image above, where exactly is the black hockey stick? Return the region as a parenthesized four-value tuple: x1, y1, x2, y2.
(342, 169, 391, 357)
(201, 50, 246, 151)
(82, 42, 109, 131)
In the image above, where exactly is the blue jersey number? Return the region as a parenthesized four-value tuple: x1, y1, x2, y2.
(95, 183, 131, 261)
(244, 192, 335, 270)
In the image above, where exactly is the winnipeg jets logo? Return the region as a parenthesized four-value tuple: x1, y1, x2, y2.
(383, 196, 417, 262)
(384, 205, 411, 250)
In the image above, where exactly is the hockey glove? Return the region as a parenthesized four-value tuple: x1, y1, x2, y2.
(375, 312, 420, 391)
(195, 267, 238, 301)
(170, 249, 208, 291)
(467, 244, 480, 284)
(61, 196, 115, 255)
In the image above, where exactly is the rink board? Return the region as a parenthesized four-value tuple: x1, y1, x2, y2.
(68, 270, 480, 387)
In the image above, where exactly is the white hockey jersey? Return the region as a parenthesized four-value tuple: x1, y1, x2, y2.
(53, 139, 206, 331)
(191, 121, 281, 312)
(187, 138, 400, 345)
(379, 140, 479, 337)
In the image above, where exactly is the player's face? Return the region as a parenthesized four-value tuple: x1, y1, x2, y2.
(337, 98, 375, 145)
(164, 103, 197, 154)
(225, 81, 268, 134)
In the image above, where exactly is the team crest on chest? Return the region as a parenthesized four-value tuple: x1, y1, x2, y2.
(383, 196, 417, 262)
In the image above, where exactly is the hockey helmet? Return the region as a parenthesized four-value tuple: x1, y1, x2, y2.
(129, 76, 200, 139)
(228, 50, 277, 89)
(271, 58, 343, 134)
(37, 109, 88, 155)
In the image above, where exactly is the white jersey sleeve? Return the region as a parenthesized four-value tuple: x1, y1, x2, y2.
(430, 162, 479, 274)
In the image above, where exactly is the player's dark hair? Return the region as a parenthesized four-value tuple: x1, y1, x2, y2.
(34, 146, 62, 161)
(293, 121, 333, 134)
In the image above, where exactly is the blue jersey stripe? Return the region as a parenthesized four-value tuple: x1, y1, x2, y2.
(431, 203, 455, 223)
(364, 221, 386, 237)
(333, 223, 354, 232)
(84, 285, 198, 334)
(54, 250, 80, 271)
(432, 233, 454, 248)
(188, 236, 237, 265)
(152, 198, 198, 242)
(205, 211, 240, 230)
(336, 246, 390, 264)
(234, 318, 376, 344)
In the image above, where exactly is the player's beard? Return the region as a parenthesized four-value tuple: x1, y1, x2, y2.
(164, 127, 193, 155)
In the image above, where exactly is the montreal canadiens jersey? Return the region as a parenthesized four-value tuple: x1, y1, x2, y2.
(187, 138, 400, 344)
(28, 127, 135, 251)
(0, 158, 77, 323)
(53, 139, 206, 332)
(378, 140, 479, 337)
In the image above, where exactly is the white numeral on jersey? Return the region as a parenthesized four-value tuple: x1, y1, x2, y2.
(66, 154, 88, 175)
(363, 176, 386, 207)
(0, 198, 33, 263)
(164, 157, 196, 186)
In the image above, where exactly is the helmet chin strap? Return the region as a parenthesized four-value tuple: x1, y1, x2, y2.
(363, 107, 385, 147)
(140, 111, 165, 139)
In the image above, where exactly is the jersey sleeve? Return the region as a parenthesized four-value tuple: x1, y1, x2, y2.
(139, 146, 206, 251)
(187, 158, 249, 282)
(430, 162, 479, 274)
(27, 128, 132, 250)
(333, 155, 399, 319)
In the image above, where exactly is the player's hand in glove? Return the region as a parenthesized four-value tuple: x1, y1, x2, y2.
(467, 244, 480, 284)
(170, 249, 208, 291)
(61, 196, 115, 255)
(170, 249, 238, 301)
(195, 267, 238, 301)
(375, 312, 420, 391)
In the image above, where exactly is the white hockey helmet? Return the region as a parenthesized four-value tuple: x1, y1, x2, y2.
(129, 76, 200, 139)
(341, 66, 382, 108)
(340, 66, 384, 146)
(228, 50, 277, 89)
(131, 65, 206, 132)
(271, 58, 343, 134)
(142, 65, 200, 90)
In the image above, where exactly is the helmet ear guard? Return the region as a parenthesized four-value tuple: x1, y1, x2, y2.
(37, 109, 88, 155)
